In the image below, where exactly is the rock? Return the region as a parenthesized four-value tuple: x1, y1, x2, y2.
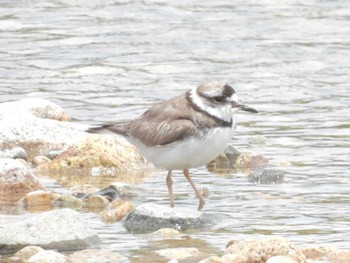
(33, 156, 51, 167)
(20, 190, 60, 211)
(93, 185, 120, 201)
(54, 194, 84, 209)
(0, 147, 28, 160)
(221, 254, 246, 263)
(301, 246, 333, 259)
(224, 237, 306, 263)
(68, 249, 129, 263)
(0, 158, 43, 202)
(0, 99, 85, 160)
(110, 182, 149, 198)
(155, 247, 200, 260)
(83, 194, 109, 210)
(199, 256, 222, 263)
(123, 203, 218, 233)
(147, 228, 183, 240)
(0, 98, 70, 121)
(248, 169, 285, 184)
(37, 135, 149, 178)
(14, 246, 44, 261)
(100, 200, 134, 223)
(234, 152, 268, 169)
(70, 184, 100, 196)
(0, 208, 100, 254)
(326, 249, 350, 263)
(27, 250, 67, 263)
(266, 255, 298, 263)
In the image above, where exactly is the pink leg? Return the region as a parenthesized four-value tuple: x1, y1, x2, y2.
(166, 170, 174, 208)
(183, 169, 205, 211)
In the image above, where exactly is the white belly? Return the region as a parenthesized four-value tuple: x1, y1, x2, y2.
(129, 127, 234, 170)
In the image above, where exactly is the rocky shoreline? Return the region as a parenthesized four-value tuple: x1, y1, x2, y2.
(0, 99, 348, 263)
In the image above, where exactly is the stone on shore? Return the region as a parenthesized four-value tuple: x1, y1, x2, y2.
(67, 249, 129, 263)
(155, 247, 200, 260)
(0, 147, 28, 160)
(0, 158, 43, 202)
(0, 208, 100, 254)
(0, 98, 85, 160)
(27, 250, 68, 263)
(123, 203, 218, 233)
(37, 135, 149, 178)
(100, 200, 134, 223)
(224, 237, 306, 263)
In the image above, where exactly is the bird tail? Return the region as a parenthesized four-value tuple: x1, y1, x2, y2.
(87, 122, 129, 136)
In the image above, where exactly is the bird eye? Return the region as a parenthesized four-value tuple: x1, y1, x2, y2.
(213, 96, 224, 103)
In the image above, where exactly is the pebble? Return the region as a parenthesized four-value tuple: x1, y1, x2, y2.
(155, 247, 200, 260)
(21, 190, 60, 211)
(100, 200, 134, 223)
(83, 194, 109, 210)
(54, 194, 84, 209)
(67, 249, 129, 263)
(0, 158, 43, 201)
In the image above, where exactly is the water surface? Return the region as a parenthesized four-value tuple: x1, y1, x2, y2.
(0, 0, 349, 261)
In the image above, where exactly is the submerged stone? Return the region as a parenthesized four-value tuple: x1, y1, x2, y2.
(123, 203, 218, 233)
(248, 169, 285, 184)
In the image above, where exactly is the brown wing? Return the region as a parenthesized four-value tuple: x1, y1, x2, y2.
(128, 117, 195, 147)
(127, 94, 196, 147)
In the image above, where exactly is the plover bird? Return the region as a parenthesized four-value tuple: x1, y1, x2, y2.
(89, 82, 257, 210)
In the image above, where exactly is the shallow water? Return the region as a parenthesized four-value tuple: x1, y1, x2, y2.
(1, 0, 350, 261)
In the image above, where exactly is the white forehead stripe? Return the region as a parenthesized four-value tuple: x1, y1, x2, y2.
(190, 87, 232, 123)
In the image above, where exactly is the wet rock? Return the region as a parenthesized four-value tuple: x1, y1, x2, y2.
(301, 246, 332, 260)
(83, 194, 109, 210)
(32, 156, 51, 167)
(67, 249, 129, 263)
(266, 255, 298, 263)
(0, 98, 70, 121)
(93, 185, 120, 202)
(155, 247, 200, 260)
(0, 98, 85, 160)
(37, 135, 149, 176)
(0, 158, 43, 201)
(110, 182, 149, 198)
(54, 194, 84, 209)
(220, 254, 245, 263)
(223, 144, 241, 164)
(20, 190, 60, 210)
(0, 147, 28, 160)
(14, 246, 44, 262)
(70, 184, 100, 196)
(326, 249, 350, 263)
(100, 200, 134, 223)
(147, 228, 183, 240)
(224, 237, 306, 263)
(248, 169, 285, 184)
(199, 256, 222, 263)
(27, 250, 67, 263)
(123, 203, 218, 233)
(0, 208, 100, 254)
(234, 152, 268, 169)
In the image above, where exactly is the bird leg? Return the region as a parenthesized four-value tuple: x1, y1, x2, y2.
(166, 170, 174, 208)
(183, 169, 205, 211)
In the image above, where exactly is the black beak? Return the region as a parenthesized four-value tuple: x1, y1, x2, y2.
(239, 104, 258, 113)
(231, 102, 258, 113)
